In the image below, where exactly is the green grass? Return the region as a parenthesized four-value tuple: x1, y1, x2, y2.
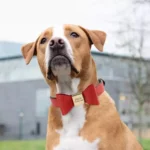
(141, 139, 150, 150)
(0, 139, 149, 150)
(0, 140, 45, 150)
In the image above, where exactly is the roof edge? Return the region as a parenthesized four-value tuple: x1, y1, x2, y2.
(0, 51, 150, 62)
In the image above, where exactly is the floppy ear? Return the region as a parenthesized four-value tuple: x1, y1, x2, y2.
(21, 41, 37, 65)
(79, 26, 106, 51)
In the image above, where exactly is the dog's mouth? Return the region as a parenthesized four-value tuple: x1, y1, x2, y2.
(50, 55, 70, 68)
(47, 55, 79, 80)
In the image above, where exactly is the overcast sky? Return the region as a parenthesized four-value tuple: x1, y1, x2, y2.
(0, 0, 149, 57)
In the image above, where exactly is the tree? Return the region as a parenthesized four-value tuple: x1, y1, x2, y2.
(116, 0, 150, 141)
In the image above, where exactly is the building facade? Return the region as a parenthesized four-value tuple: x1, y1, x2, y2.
(0, 41, 150, 140)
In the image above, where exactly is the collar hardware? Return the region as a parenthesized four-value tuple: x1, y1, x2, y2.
(72, 93, 84, 106)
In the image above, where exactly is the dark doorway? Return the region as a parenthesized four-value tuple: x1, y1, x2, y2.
(36, 122, 40, 135)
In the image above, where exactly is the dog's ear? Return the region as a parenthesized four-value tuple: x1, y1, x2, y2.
(79, 26, 106, 51)
(21, 37, 39, 64)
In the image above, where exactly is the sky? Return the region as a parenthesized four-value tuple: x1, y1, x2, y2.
(0, 0, 149, 57)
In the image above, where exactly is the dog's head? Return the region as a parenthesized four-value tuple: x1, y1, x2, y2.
(21, 24, 106, 82)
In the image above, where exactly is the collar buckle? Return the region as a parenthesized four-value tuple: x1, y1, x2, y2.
(72, 93, 84, 106)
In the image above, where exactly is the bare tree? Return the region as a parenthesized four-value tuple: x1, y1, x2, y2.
(116, 0, 150, 141)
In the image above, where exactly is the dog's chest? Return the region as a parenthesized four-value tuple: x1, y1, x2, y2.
(60, 105, 86, 136)
(54, 78, 99, 149)
(54, 105, 99, 150)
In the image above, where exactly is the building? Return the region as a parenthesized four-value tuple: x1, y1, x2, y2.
(0, 41, 150, 140)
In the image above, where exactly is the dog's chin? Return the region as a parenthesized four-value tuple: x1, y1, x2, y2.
(47, 55, 79, 80)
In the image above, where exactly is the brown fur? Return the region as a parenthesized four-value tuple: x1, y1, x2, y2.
(21, 24, 143, 150)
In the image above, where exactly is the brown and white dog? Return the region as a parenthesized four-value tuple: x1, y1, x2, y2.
(21, 24, 143, 150)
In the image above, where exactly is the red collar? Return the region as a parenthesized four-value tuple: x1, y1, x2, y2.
(50, 80, 105, 115)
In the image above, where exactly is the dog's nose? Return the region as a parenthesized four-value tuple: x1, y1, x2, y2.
(49, 37, 65, 49)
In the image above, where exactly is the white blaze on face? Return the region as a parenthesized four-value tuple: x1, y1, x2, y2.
(45, 25, 74, 68)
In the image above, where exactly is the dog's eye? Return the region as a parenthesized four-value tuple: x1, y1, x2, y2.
(40, 38, 47, 44)
(70, 32, 79, 38)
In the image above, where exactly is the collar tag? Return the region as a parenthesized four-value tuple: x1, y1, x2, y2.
(72, 93, 84, 106)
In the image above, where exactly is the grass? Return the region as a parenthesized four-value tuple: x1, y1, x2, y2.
(0, 139, 149, 150)
(0, 140, 45, 150)
(141, 139, 150, 150)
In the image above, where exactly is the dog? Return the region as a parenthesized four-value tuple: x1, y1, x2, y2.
(21, 24, 143, 150)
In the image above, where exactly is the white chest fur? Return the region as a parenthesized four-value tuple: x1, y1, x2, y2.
(54, 77, 99, 150)
(61, 105, 86, 137)
(54, 136, 99, 150)
(54, 104, 99, 150)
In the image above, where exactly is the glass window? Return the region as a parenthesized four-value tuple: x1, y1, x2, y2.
(36, 88, 50, 117)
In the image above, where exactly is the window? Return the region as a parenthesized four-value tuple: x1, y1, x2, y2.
(36, 88, 50, 117)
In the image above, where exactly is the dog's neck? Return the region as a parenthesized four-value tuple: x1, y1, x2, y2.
(56, 59, 97, 96)
(48, 58, 97, 97)
(56, 75, 79, 95)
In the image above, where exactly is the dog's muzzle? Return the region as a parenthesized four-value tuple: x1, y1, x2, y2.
(47, 37, 79, 80)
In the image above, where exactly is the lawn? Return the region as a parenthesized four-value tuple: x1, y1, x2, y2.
(141, 139, 150, 150)
(0, 139, 149, 150)
(0, 140, 45, 150)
